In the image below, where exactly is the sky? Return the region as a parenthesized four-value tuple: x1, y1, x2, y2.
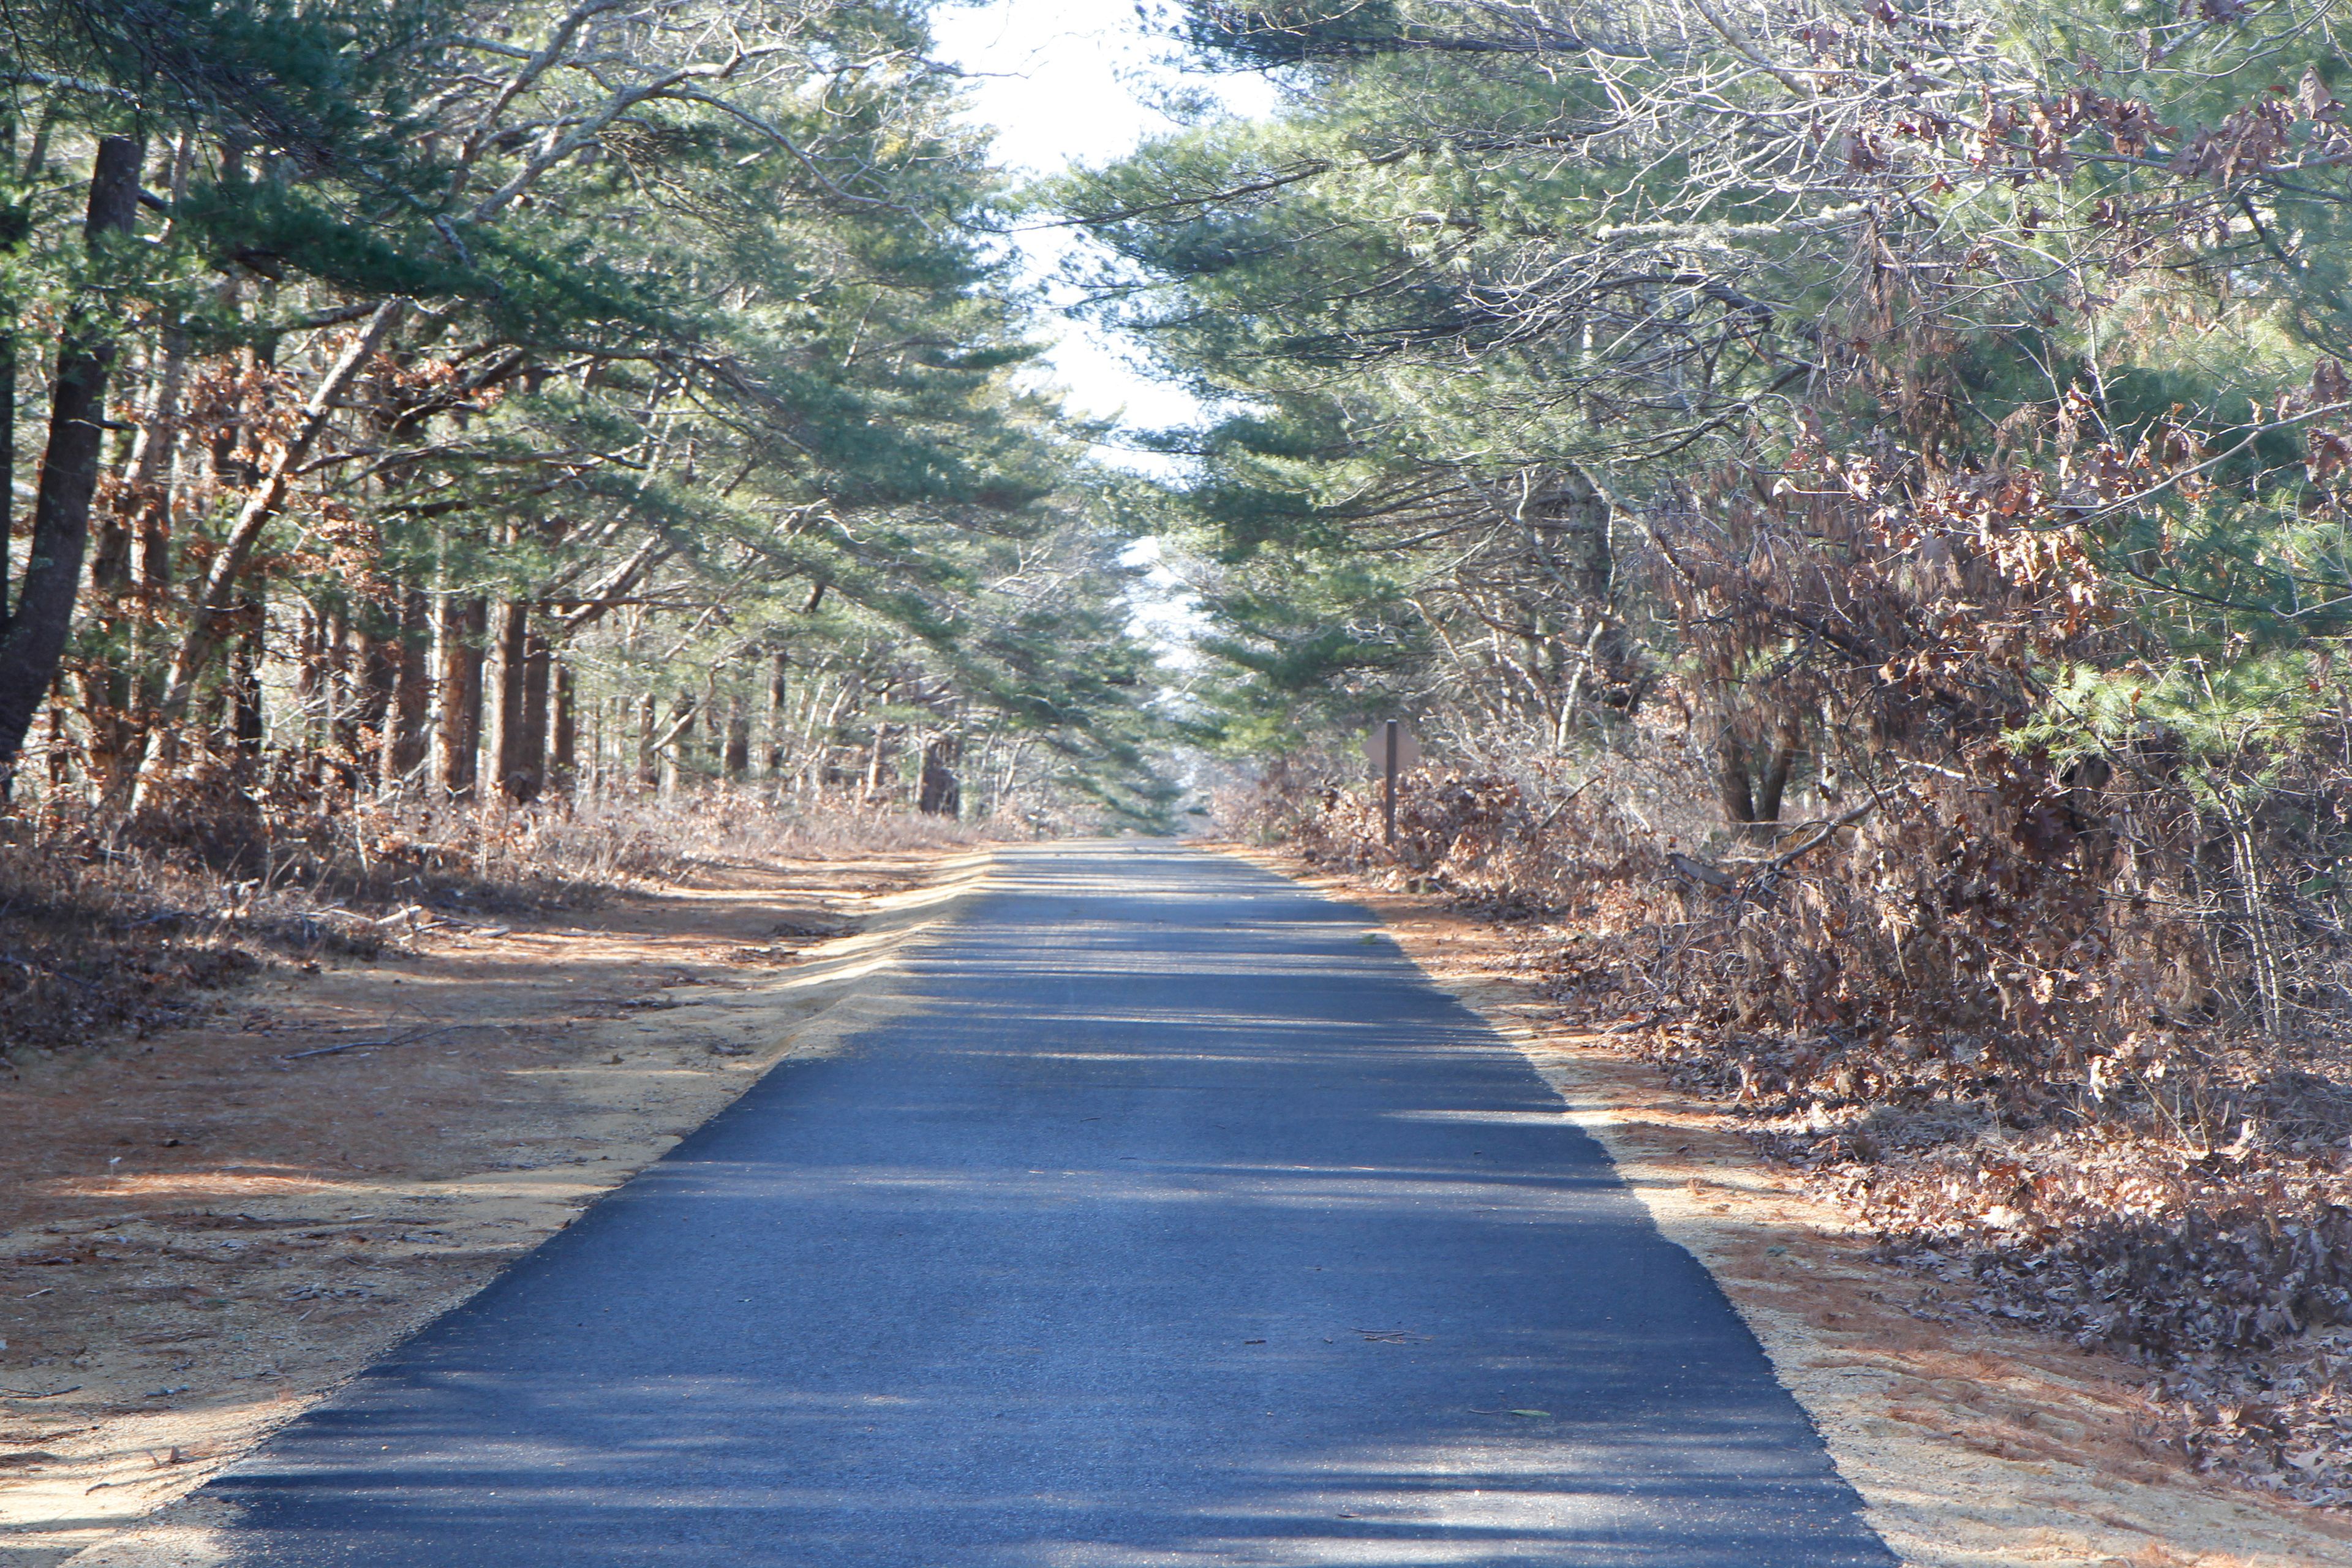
(927, 0, 1279, 466)
(925, 2, 1281, 659)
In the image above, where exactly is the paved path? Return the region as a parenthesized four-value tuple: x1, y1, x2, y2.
(193, 842, 1891, 1566)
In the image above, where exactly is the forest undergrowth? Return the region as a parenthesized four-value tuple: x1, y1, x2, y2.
(1226, 744, 2352, 1507)
(0, 778, 997, 1058)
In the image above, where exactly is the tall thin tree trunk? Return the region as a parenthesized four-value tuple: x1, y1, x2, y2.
(1752, 718, 1801, 829)
(486, 599, 527, 799)
(382, 584, 429, 793)
(293, 602, 325, 786)
(919, 734, 960, 816)
(327, 605, 361, 782)
(511, 622, 549, 802)
(865, 722, 892, 801)
(549, 661, 576, 796)
(657, 692, 695, 798)
(0, 196, 23, 629)
(1712, 728, 1755, 826)
(0, 137, 143, 786)
(434, 594, 485, 797)
(636, 690, 656, 790)
(76, 328, 148, 785)
(228, 607, 264, 757)
(354, 610, 397, 790)
(118, 132, 195, 748)
(762, 649, 788, 777)
(723, 693, 749, 780)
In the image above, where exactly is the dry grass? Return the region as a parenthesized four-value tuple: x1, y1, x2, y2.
(1226, 756, 2352, 1507)
(0, 783, 1005, 1065)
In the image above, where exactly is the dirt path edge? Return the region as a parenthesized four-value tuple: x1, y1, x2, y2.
(1224, 844, 2352, 1568)
(7, 848, 995, 1568)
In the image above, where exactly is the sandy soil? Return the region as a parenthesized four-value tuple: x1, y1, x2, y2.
(0, 843, 990, 1567)
(1231, 845, 2352, 1568)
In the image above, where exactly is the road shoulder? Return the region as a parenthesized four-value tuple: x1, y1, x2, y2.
(1227, 843, 2352, 1568)
(0, 845, 991, 1568)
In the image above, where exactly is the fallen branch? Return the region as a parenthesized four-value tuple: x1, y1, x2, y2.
(1665, 795, 1879, 895)
(1750, 794, 1880, 880)
(279, 1024, 461, 1063)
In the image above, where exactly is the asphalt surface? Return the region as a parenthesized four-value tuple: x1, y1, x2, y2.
(193, 841, 1893, 1566)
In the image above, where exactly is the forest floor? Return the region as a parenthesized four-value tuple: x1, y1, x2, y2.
(0, 840, 990, 1567)
(1231, 845, 2352, 1568)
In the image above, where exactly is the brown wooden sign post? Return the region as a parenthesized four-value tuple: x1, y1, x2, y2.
(1363, 720, 1421, 848)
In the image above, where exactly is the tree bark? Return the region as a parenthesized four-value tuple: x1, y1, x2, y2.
(326, 605, 361, 778)
(0, 213, 23, 633)
(549, 660, 575, 796)
(919, 734, 960, 816)
(635, 690, 657, 790)
(382, 584, 431, 792)
(89, 319, 193, 787)
(484, 598, 526, 799)
(762, 649, 788, 776)
(511, 622, 549, 802)
(657, 692, 695, 797)
(1713, 727, 1755, 826)
(0, 105, 39, 637)
(433, 594, 486, 797)
(1752, 720, 1801, 827)
(723, 692, 749, 780)
(0, 137, 143, 785)
(227, 606, 265, 757)
(354, 612, 397, 787)
(292, 601, 325, 785)
(1714, 716, 1801, 837)
(865, 721, 891, 801)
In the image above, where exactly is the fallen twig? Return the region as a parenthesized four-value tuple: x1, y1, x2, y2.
(279, 1024, 461, 1062)
(1751, 794, 1879, 879)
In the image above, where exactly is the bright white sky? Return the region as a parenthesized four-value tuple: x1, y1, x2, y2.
(928, 1, 1280, 661)
(928, 0, 1279, 465)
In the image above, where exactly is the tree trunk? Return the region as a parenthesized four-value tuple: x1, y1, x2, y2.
(1714, 716, 1801, 838)
(723, 693, 749, 780)
(511, 623, 549, 802)
(382, 584, 431, 793)
(228, 607, 265, 757)
(1752, 720, 1801, 827)
(865, 722, 891, 801)
(762, 649, 789, 777)
(549, 661, 576, 796)
(326, 605, 361, 783)
(1713, 725, 1755, 826)
(919, 735, 960, 816)
(635, 690, 656, 790)
(0, 137, 143, 785)
(78, 338, 147, 787)
(117, 141, 194, 728)
(293, 602, 325, 786)
(434, 594, 486, 797)
(354, 612, 398, 790)
(486, 599, 527, 799)
(0, 194, 24, 634)
(657, 693, 695, 798)
(132, 306, 209, 737)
